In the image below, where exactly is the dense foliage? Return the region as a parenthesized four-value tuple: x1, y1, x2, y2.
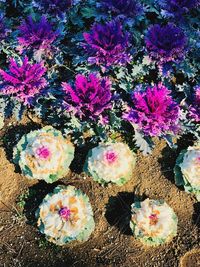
(0, 0, 199, 154)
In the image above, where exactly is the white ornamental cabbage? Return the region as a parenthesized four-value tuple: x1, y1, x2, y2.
(174, 142, 200, 200)
(130, 199, 178, 246)
(84, 142, 136, 186)
(36, 185, 95, 245)
(13, 126, 74, 183)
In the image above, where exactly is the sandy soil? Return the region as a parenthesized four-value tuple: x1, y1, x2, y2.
(0, 120, 199, 267)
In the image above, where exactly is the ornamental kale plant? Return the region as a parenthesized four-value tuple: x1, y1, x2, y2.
(82, 20, 131, 68)
(36, 185, 95, 245)
(174, 142, 200, 200)
(18, 16, 59, 61)
(98, 0, 143, 18)
(0, 15, 7, 41)
(130, 199, 178, 246)
(158, 0, 200, 18)
(189, 86, 200, 123)
(13, 126, 75, 183)
(0, 0, 199, 151)
(145, 23, 187, 72)
(0, 56, 47, 105)
(85, 142, 136, 186)
(35, 0, 72, 18)
(124, 84, 180, 137)
(62, 73, 112, 121)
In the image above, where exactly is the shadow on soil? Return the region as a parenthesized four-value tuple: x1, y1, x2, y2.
(158, 133, 196, 185)
(2, 122, 42, 169)
(193, 202, 200, 227)
(23, 180, 63, 226)
(105, 191, 147, 236)
(70, 142, 96, 174)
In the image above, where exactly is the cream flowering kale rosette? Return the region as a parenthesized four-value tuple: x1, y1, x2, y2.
(130, 199, 178, 246)
(13, 126, 75, 183)
(174, 142, 200, 200)
(84, 142, 136, 186)
(36, 185, 95, 245)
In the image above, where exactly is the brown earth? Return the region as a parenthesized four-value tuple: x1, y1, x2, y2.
(0, 118, 199, 267)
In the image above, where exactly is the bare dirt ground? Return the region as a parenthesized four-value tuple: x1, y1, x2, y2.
(0, 118, 199, 267)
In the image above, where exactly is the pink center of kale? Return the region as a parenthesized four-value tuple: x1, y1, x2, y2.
(105, 150, 118, 164)
(197, 156, 200, 163)
(149, 214, 158, 225)
(59, 207, 71, 221)
(36, 146, 51, 159)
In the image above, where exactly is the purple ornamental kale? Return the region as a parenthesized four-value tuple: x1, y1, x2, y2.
(83, 20, 131, 68)
(145, 23, 187, 65)
(189, 86, 200, 122)
(18, 16, 59, 60)
(0, 57, 47, 105)
(158, 0, 200, 18)
(62, 73, 112, 121)
(124, 84, 180, 137)
(99, 0, 142, 18)
(0, 15, 8, 41)
(37, 0, 72, 17)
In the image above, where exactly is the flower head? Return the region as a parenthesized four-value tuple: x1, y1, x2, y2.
(0, 56, 47, 105)
(99, 0, 142, 18)
(130, 199, 178, 246)
(13, 126, 75, 183)
(174, 143, 200, 200)
(124, 84, 180, 137)
(59, 207, 71, 221)
(18, 16, 59, 60)
(145, 23, 187, 66)
(36, 185, 95, 245)
(105, 150, 118, 164)
(158, 0, 200, 18)
(84, 142, 136, 186)
(62, 73, 112, 121)
(82, 20, 131, 67)
(37, 0, 72, 17)
(189, 86, 200, 123)
(36, 146, 51, 159)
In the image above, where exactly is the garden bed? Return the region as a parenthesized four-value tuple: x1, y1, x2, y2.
(0, 0, 199, 266)
(0, 117, 199, 266)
